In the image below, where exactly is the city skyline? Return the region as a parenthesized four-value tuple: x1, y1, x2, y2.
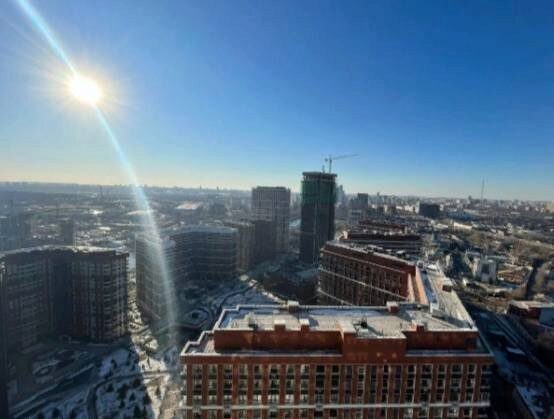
(2, 3, 554, 418)
(1, 1, 554, 201)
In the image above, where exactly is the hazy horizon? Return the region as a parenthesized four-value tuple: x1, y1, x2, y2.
(1, 178, 552, 203)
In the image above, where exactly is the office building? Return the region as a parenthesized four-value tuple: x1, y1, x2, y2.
(300, 172, 336, 264)
(318, 242, 426, 306)
(181, 297, 494, 418)
(59, 218, 76, 246)
(251, 187, 291, 253)
(136, 225, 238, 321)
(418, 203, 441, 219)
(0, 246, 128, 351)
(351, 193, 369, 210)
(223, 221, 255, 273)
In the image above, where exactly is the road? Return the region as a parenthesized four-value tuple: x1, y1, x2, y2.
(492, 313, 553, 380)
(525, 259, 545, 299)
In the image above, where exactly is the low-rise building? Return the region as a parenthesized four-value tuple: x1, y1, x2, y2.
(508, 301, 554, 327)
(318, 241, 427, 306)
(340, 231, 422, 257)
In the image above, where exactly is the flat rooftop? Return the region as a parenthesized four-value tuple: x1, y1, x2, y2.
(136, 224, 237, 247)
(182, 301, 488, 358)
(323, 241, 416, 270)
(216, 303, 472, 336)
(0, 245, 128, 258)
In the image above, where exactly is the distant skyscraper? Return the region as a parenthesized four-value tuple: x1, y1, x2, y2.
(336, 184, 347, 206)
(299, 172, 336, 264)
(419, 202, 441, 219)
(251, 186, 291, 253)
(354, 193, 369, 209)
(59, 218, 76, 245)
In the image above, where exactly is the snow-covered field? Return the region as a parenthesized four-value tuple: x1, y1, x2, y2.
(37, 387, 89, 419)
(95, 374, 171, 419)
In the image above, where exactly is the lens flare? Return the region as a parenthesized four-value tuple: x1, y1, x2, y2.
(69, 74, 102, 105)
(15, 0, 178, 333)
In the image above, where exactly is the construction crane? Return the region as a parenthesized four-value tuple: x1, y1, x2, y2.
(324, 153, 358, 173)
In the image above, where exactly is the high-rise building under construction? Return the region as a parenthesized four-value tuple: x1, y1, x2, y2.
(136, 225, 238, 321)
(300, 172, 336, 264)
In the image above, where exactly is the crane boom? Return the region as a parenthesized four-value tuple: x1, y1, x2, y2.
(324, 153, 358, 173)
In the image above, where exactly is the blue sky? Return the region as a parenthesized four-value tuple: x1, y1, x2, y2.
(0, 1, 553, 200)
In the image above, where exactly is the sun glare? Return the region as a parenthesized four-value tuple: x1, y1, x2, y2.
(68, 74, 102, 106)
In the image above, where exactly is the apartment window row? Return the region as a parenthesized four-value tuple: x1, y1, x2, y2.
(186, 363, 488, 406)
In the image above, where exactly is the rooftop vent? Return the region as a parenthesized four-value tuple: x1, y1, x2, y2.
(299, 318, 310, 332)
(442, 281, 453, 292)
(246, 314, 256, 329)
(274, 318, 286, 332)
(287, 300, 300, 313)
(412, 321, 426, 333)
(387, 301, 400, 313)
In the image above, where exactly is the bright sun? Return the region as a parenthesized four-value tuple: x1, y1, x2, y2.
(68, 74, 102, 106)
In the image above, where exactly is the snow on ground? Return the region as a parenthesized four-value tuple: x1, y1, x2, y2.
(37, 387, 88, 419)
(95, 374, 170, 419)
(100, 348, 138, 378)
(222, 285, 280, 308)
(140, 346, 178, 373)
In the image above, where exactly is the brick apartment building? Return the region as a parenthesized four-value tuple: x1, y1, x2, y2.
(180, 297, 493, 419)
(318, 242, 426, 307)
(0, 246, 128, 351)
(339, 231, 422, 257)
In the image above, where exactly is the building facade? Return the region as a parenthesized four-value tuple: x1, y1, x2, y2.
(252, 220, 277, 265)
(59, 218, 76, 246)
(0, 212, 35, 251)
(251, 187, 291, 254)
(318, 242, 426, 307)
(340, 232, 423, 257)
(224, 221, 255, 273)
(0, 246, 128, 351)
(418, 203, 441, 219)
(181, 299, 494, 419)
(71, 250, 128, 341)
(136, 225, 238, 321)
(300, 172, 336, 264)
